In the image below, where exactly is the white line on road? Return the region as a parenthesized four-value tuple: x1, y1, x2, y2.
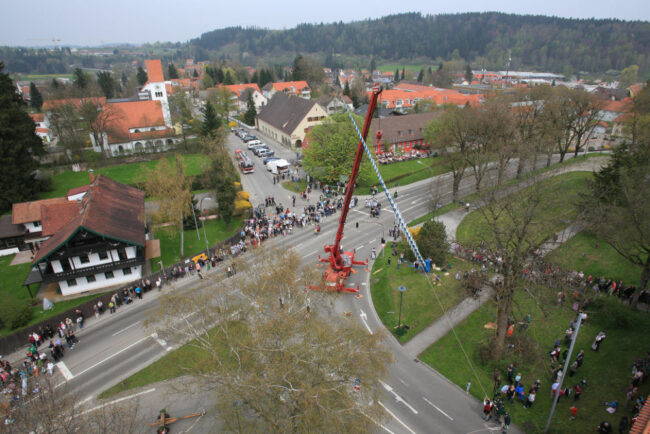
(378, 401, 417, 434)
(398, 378, 409, 387)
(380, 381, 418, 414)
(370, 239, 376, 244)
(357, 245, 364, 250)
(353, 209, 369, 216)
(422, 396, 453, 421)
(359, 309, 373, 334)
(112, 321, 141, 336)
(56, 361, 74, 380)
(306, 250, 318, 256)
(152, 332, 173, 352)
(411, 200, 418, 204)
(74, 335, 152, 378)
(79, 388, 156, 415)
(364, 412, 395, 434)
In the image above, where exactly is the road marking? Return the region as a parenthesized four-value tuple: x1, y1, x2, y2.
(79, 388, 156, 415)
(378, 401, 417, 434)
(364, 412, 395, 434)
(152, 332, 173, 352)
(353, 209, 369, 216)
(112, 321, 141, 336)
(370, 239, 376, 243)
(411, 200, 418, 204)
(359, 309, 373, 334)
(74, 335, 152, 378)
(357, 244, 364, 250)
(380, 381, 418, 414)
(422, 396, 453, 421)
(56, 361, 74, 380)
(398, 378, 409, 387)
(306, 250, 318, 256)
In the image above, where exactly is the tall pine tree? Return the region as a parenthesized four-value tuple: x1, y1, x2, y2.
(136, 66, 148, 86)
(201, 102, 221, 136)
(465, 64, 473, 83)
(0, 63, 45, 212)
(29, 82, 42, 110)
(417, 69, 424, 83)
(243, 90, 257, 126)
(394, 68, 399, 82)
(168, 63, 179, 79)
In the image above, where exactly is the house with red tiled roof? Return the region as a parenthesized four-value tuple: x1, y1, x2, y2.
(370, 112, 440, 154)
(225, 83, 267, 113)
(262, 81, 311, 99)
(42, 97, 107, 111)
(91, 99, 179, 156)
(12, 197, 69, 252)
(24, 175, 146, 296)
(29, 113, 53, 144)
(376, 84, 483, 111)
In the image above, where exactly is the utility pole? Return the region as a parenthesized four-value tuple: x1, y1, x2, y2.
(544, 314, 583, 433)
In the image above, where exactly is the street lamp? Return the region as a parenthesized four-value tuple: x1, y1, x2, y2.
(397, 285, 406, 331)
(199, 197, 213, 254)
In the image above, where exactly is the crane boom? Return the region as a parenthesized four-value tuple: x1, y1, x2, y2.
(318, 85, 382, 289)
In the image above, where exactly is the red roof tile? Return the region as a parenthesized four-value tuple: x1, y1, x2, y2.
(41, 202, 81, 236)
(145, 59, 165, 83)
(272, 81, 310, 93)
(630, 395, 650, 434)
(104, 100, 166, 143)
(12, 197, 68, 224)
(67, 185, 90, 197)
(601, 97, 633, 113)
(225, 83, 261, 97)
(29, 113, 45, 122)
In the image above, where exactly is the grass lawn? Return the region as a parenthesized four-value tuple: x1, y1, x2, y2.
(40, 154, 208, 199)
(546, 232, 642, 285)
(20, 73, 73, 81)
(377, 64, 424, 74)
(99, 322, 245, 399)
(420, 288, 650, 433)
(152, 216, 244, 271)
(456, 171, 593, 247)
(370, 252, 474, 343)
(0, 255, 99, 337)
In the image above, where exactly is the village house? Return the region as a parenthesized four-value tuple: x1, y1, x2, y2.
(140, 59, 172, 126)
(29, 113, 53, 144)
(256, 92, 328, 147)
(225, 83, 268, 113)
(316, 95, 354, 114)
(378, 83, 483, 110)
(262, 81, 311, 99)
(369, 112, 440, 154)
(22, 174, 146, 296)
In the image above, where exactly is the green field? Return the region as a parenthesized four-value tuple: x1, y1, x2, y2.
(0, 255, 99, 337)
(377, 64, 425, 74)
(456, 172, 592, 247)
(370, 252, 474, 343)
(420, 289, 650, 433)
(546, 232, 642, 286)
(19, 73, 73, 81)
(40, 154, 209, 199)
(152, 216, 244, 271)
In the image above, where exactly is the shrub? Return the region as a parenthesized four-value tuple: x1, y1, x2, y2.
(0, 298, 33, 330)
(591, 297, 632, 329)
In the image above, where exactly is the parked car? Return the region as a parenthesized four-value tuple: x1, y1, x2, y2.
(252, 146, 271, 156)
(242, 135, 258, 143)
(257, 148, 275, 158)
(246, 140, 264, 149)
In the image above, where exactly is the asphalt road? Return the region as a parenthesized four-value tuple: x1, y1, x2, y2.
(47, 129, 591, 433)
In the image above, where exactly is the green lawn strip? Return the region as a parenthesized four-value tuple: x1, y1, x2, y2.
(370, 252, 474, 343)
(420, 289, 650, 433)
(408, 202, 460, 227)
(456, 172, 593, 247)
(0, 255, 100, 337)
(40, 154, 208, 199)
(546, 232, 642, 285)
(99, 322, 244, 399)
(377, 64, 423, 74)
(152, 216, 244, 271)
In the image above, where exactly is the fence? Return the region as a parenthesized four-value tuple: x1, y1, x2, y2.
(0, 230, 242, 357)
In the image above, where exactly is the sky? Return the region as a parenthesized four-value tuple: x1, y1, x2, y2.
(1, 0, 648, 47)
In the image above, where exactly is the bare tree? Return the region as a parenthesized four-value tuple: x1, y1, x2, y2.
(144, 155, 192, 258)
(511, 86, 551, 177)
(79, 100, 123, 158)
(149, 248, 391, 432)
(48, 102, 87, 156)
(425, 105, 472, 202)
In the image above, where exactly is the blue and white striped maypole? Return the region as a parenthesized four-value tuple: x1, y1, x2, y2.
(343, 105, 427, 269)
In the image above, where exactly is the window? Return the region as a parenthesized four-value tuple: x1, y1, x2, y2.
(122, 267, 132, 275)
(66, 278, 77, 287)
(398, 131, 403, 137)
(409, 129, 414, 135)
(105, 271, 114, 279)
(34, 221, 41, 227)
(86, 275, 96, 283)
(98, 251, 109, 260)
(80, 254, 90, 264)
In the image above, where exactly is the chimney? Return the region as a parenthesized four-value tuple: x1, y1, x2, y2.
(89, 169, 95, 183)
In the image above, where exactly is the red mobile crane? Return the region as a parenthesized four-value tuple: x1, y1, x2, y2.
(316, 85, 383, 293)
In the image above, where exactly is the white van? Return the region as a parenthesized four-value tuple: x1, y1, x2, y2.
(266, 158, 290, 175)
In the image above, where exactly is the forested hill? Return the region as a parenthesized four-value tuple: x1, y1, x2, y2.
(192, 12, 650, 74)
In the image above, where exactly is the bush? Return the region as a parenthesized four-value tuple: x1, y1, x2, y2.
(0, 298, 33, 330)
(416, 220, 449, 266)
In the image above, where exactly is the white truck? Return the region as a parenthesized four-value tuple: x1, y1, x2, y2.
(266, 158, 290, 175)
